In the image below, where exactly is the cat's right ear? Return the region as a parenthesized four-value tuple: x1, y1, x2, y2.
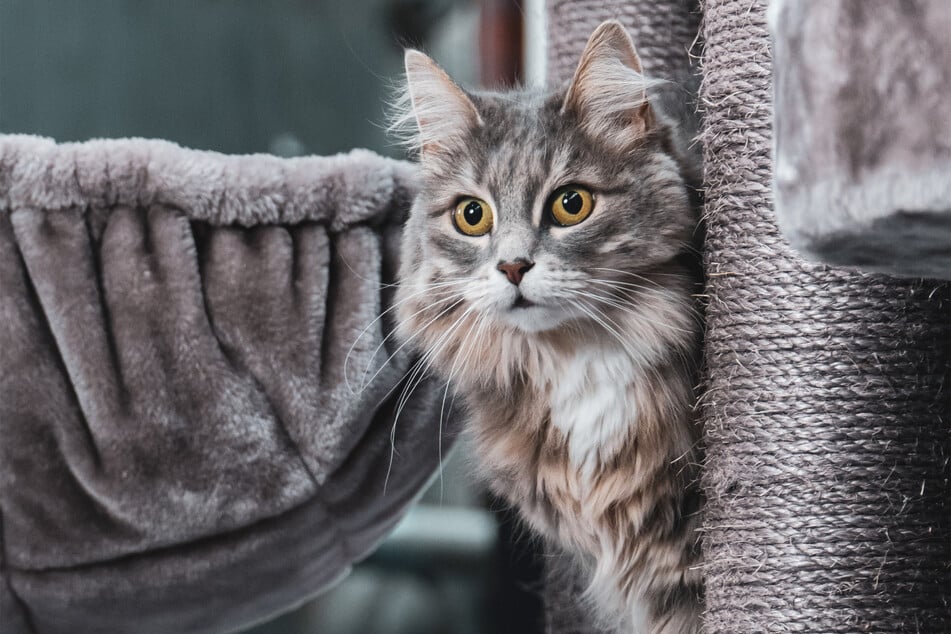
(403, 50, 482, 159)
(562, 21, 657, 149)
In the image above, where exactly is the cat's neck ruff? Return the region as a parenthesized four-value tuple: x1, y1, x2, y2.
(463, 285, 691, 395)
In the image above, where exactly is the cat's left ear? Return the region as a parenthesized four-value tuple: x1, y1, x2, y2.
(562, 20, 655, 146)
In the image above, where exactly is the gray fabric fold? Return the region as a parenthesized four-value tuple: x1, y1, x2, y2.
(0, 136, 454, 633)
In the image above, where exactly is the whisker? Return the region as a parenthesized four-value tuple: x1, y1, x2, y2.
(568, 296, 671, 387)
(572, 287, 694, 335)
(590, 267, 682, 287)
(578, 288, 698, 376)
(571, 290, 696, 379)
(588, 277, 703, 322)
(383, 303, 478, 493)
(395, 303, 478, 424)
(371, 298, 465, 402)
(588, 277, 656, 295)
(343, 277, 474, 394)
(435, 307, 489, 502)
(352, 285, 468, 392)
(566, 295, 643, 362)
(357, 292, 469, 394)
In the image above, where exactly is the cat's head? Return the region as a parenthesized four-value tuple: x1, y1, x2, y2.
(393, 21, 698, 385)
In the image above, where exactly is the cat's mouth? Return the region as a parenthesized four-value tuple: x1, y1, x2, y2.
(512, 294, 536, 309)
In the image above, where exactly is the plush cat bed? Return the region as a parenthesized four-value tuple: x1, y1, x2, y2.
(771, 0, 951, 280)
(0, 135, 455, 633)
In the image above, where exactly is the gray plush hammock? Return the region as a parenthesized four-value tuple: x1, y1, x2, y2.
(0, 136, 454, 633)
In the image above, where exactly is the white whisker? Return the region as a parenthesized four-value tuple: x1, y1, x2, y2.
(357, 292, 469, 394)
(435, 307, 490, 502)
(573, 287, 694, 335)
(383, 303, 478, 494)
(590, 267, 682, 287)
(343, 278, 474, 394)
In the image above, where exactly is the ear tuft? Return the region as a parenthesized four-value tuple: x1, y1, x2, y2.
(394, 50, 482, 159)
(562, 20, 662, 147)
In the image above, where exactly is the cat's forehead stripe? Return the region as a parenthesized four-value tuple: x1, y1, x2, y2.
(476, 111, 554, 227)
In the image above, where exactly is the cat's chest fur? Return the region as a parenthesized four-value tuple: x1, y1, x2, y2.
(546, 345, 640, 477)
(467, 335, 669, 548)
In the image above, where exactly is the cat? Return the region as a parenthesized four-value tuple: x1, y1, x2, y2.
(392, 20, 703, 634)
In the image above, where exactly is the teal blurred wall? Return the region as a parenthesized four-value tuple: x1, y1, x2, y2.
(0, 0, 422, 156)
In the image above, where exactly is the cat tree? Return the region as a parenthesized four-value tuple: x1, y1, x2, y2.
(1, 1, 948, 632)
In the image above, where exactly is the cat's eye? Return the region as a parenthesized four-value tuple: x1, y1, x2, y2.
(549, 186, 594, 226)
(453, 197, 494, 236)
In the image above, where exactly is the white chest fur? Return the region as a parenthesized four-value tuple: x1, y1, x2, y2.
(546, 344, 641, 478)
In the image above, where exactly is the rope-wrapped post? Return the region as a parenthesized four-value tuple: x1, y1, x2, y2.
(699, 1, 951, 632)
(543, 1, 701, 631)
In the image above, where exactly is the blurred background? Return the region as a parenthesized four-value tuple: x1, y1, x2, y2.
(0, 1, 543, 632)
(0, 0, 530, 157)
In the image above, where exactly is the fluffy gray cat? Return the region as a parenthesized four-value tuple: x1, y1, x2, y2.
(393, 21, 703, 633)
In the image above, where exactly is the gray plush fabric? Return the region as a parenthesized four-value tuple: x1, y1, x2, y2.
(771, 0, 951, 279)
(0, 135, 454, 633)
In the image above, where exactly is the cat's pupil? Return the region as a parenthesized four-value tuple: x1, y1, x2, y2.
(463, 201, 483, 226)
(562, 191, 583, 215)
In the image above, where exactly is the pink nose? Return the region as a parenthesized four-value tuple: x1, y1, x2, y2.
(497, 259, 534, 285)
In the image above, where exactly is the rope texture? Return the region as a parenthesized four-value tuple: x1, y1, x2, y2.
(699, 1, 951, 632)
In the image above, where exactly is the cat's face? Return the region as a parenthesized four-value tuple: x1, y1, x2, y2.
(395, 21, 697, 369)
(402, 90, 692, 334)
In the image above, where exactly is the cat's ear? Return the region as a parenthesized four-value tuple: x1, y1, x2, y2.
(562, 21, 656, 146)
(403, 50, 482, 158)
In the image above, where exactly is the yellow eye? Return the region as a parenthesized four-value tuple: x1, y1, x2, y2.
(549, 186, 594, 226)
(453, 197, 494, 236)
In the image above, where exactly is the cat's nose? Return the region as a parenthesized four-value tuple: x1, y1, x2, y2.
(497, 259, 535, 285)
